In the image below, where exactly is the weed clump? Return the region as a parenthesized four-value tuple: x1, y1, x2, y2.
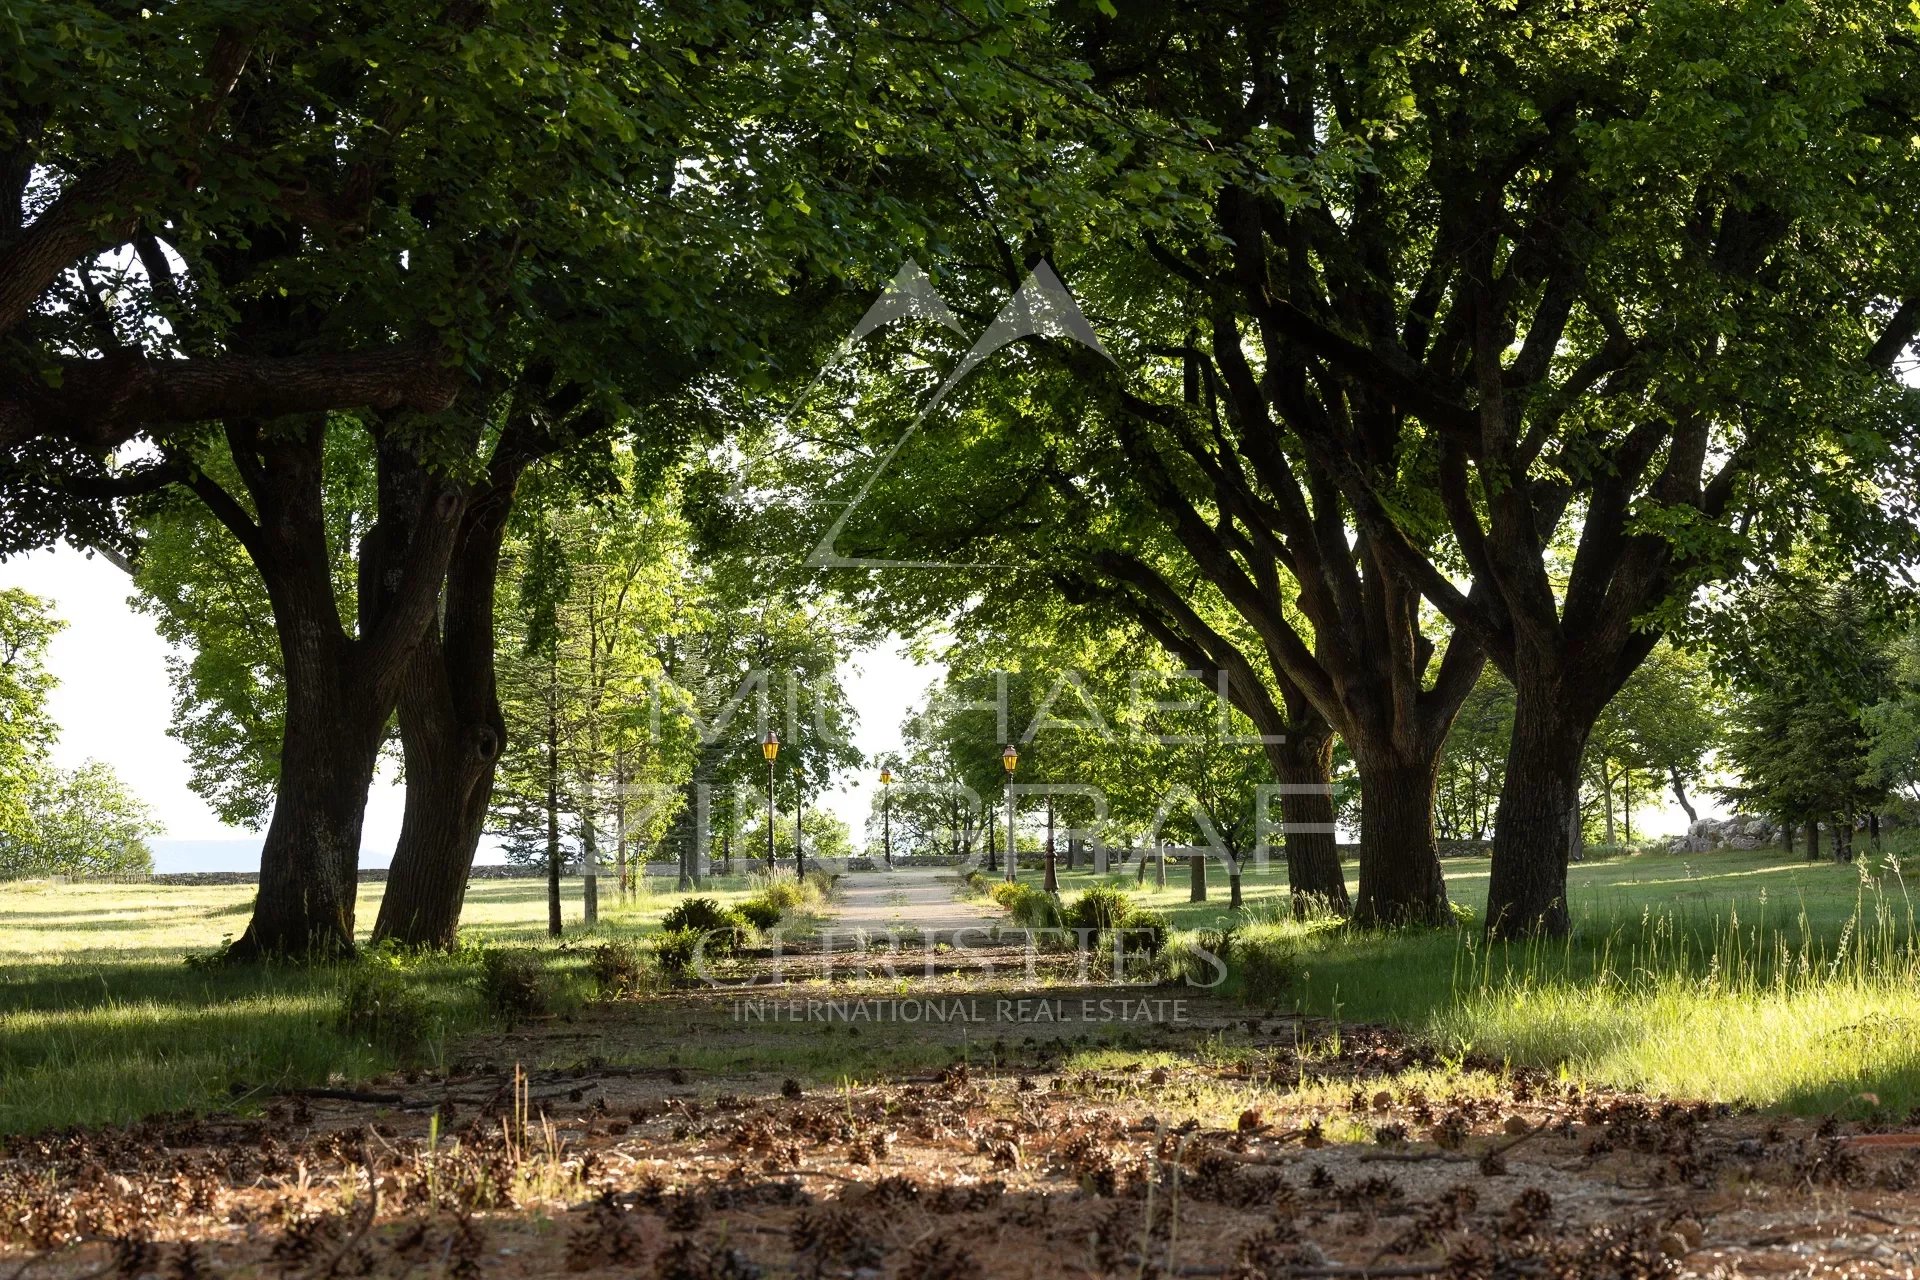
(586, 938, 651, 998)
(1061, 884, 1168, 957)
(1231, 927, 1298, 1004)
(736, 898, 783, 930)
(988, 880, 1062, 929)
(337, 963, 433, 1053)
(476, 948, 547, 1024)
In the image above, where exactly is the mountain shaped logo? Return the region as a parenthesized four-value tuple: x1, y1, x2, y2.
(803, 259, 1113, 570)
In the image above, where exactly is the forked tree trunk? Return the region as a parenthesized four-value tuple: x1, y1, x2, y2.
(222, 421, 464, 962)
(375, 458, 519, 948)
(1265, 731, 1350, 916)
(372, 638, 502, 947)
(1353, 752, 1450, 927)
(1486, 687, 1590, 939)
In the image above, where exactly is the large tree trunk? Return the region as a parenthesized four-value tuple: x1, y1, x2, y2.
(222, 419, 464, 961)
(1353, 750, 1450, 927)
(374, 453, 520, 948)
(1486, 685, 1590, 940)
(231, 658, 385, 959)
(373, 661, 499, 948)
(1264, 730, 1350, 916)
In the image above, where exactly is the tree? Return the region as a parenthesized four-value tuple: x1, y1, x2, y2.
(1720, 582, 1897, 863)
(1864, 628, 1920, 820)
(0, 589, 61, 844)
(998, 0, 1920, 936)
(0, 760, 160, 878)
(1581, 642, 1722, 845)
(129, 433, 378, 828)
(1433, 670, 1512, 845)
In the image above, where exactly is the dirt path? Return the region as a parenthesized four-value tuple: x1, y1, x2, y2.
(822, 866, 1002, 940)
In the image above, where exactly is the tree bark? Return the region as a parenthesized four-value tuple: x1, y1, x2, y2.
(220, 419, 464, 961)
(1670, 767, 1698, 824)
(1485, 687, 1590, 940)
(1353, 751, 1450, 927)
(371, 470, 514, 947)
(1188, 853, 1207, 902)
(232, 654, 385, 958)
(545, 650, 562, 938)
(1265, 729, 1349, 916)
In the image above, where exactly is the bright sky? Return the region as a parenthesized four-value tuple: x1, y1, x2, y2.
(0, 543, 938, 871)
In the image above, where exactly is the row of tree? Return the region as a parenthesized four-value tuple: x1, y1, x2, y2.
(745, 0, 1920, 936)
(9, 2, 1920, 949)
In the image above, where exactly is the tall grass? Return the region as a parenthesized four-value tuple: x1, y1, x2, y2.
(1232, 852, 1920, 1115)
(1430, 855, 1920, 1114)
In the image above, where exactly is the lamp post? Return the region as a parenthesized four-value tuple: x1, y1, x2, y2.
(794, 762, 805, 882)
(1001, 743, 1018, 883)
(880, 766, 894, 868)
(761, 730, 779, 871)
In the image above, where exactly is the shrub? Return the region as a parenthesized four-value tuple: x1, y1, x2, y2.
(755, 879, 807, 913)
(961, 869, 991, 895)
(660, 897, 749, 954)
(804, 868, 839, 901)
(988, 881, 1062, 929)
(477, 947, 547, 1023)
(1153, 930, 1229, 988)
(736, 897, 783, 930)
(338, 965, 433, 1052)
(1066, 884, 1134, 933)
(652, 928, 707, 976)
(1117, 908, 1169, 956)
(586, 938, 651, 998)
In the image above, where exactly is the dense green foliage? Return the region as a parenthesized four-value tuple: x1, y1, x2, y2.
(0, 590, 61, 843)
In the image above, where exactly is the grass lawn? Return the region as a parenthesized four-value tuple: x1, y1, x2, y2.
(9, 845, 1920, 1138)
(1012, 841, 1920, 1117)
(0, 874, 767, 1136)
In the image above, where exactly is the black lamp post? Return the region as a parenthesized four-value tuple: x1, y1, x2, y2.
(761, 730, 779, 870)
(794, 765, 805, 881)
(880, 766, 894, 868)
(1001, 743, 1018, 883)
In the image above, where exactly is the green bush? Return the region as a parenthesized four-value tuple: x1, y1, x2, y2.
(988, 881, 1062, 929)
(660, 897, 750, 953)
(755, 879, 807, 913)
(1117, 907, 1169, 956)
(737, 897, 783, 930)
(652, 927, 705, 975)
(476, 947, 547, 1023)
(586, 938, 651, 998)
(1230, 927, 1297, 1005)
(1066, 884, 1133, 933)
